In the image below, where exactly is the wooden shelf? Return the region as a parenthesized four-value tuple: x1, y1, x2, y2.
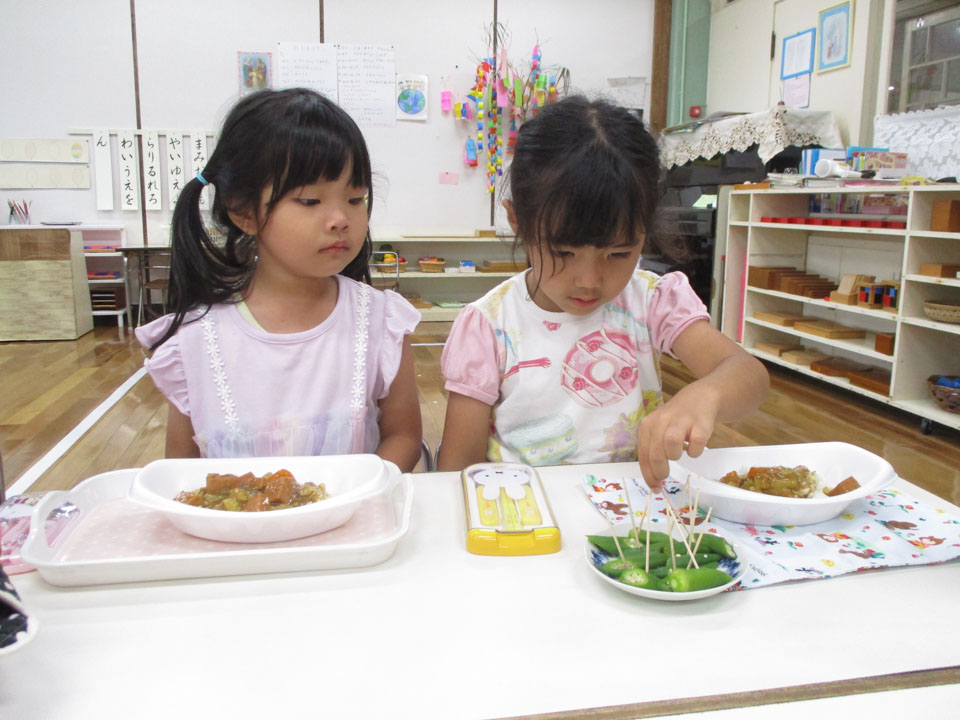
(370, 234, 526, 325)
(722, 185, 960, 432)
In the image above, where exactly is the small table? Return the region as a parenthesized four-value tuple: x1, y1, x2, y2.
(7, 462, 960, 719)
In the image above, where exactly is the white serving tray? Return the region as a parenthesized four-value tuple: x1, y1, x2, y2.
(21, 468, 413, 587)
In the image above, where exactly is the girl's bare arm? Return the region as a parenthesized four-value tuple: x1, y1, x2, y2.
(436, 392, 493, 471)
(376, 337, 423, 473)
(165, 402, 201, 458)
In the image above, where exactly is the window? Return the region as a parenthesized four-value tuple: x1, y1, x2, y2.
(888, 2, 960, 112)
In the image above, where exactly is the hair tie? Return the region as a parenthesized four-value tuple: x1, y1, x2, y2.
(195, 172, 209, 186)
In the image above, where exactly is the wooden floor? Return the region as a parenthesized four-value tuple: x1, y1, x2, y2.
(3, 321, 960, 504)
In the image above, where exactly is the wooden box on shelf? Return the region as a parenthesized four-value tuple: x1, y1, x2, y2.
(755, 341, 804, 356)
(830, 273, 874, 305)
(847, 366, 892, 395)
(747, 265, 796, 289)
(881, 281, 900, 314)
(856, 282, 885, 309)
(875, 332, 895, 355)
(794, 319, 866, 339)
(930, 199, 960, 232)
(810, 356, 870, 377)
(781, 348, 830, 366)
(753, 311, 806, 326)
(918, 263, 960, 278)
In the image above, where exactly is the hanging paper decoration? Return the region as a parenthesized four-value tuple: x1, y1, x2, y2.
(465, 138, 478, 167)
(449, 28, 568, 194)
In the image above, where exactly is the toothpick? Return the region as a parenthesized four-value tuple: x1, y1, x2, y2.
(580, 487, 626, 562)
(643, 489, 652, 573)
(624, 483, 639, 545)
(690, 506, 714, 557)
(662, 493, 698, 568)
(667, 508, 677, 571)
(686, 491, 701, 569)
(689, 488, 700, 533)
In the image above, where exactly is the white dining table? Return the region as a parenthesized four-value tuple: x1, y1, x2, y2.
(2, 462, 959, 720)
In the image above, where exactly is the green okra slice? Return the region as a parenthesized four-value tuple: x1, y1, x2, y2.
(600, 558, 637, 577)
(666, 567, 733, 593)
(618, 568, 657, 589)
(690, 533, 737, 559)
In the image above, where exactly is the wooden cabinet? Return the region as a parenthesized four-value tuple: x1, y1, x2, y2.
(0, 227, 93, 340)
(721, 185, 960, 432)
(370, 235, 526, 321)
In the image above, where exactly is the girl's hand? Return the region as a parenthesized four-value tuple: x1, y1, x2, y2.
(637, 320, 769, 491)
(636, 384, 718, 490)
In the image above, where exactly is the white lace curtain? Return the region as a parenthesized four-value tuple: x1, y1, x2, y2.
(658, 107, 843, 168)
(874, 106, 960, 181)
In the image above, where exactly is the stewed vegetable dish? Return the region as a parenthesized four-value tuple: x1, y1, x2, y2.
(718, 466, 860, 498)
(719, 466, 818, 498)
(174, 469, 329, 512)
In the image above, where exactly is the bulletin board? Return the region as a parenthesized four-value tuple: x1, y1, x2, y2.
(0, 0, 656, 244)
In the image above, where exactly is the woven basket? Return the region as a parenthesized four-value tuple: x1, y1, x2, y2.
(371, 260, 406, 273)
(927, 375, 960, 414)
(418, 258, 446, 273)
(923, 300, 960, 324)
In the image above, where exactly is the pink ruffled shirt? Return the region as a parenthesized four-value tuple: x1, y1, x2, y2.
(135, 277, 420, 458)
(441, 269, 709, 465)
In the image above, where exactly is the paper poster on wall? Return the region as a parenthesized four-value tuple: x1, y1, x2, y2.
(782, 73, 811, 108)
(396, 75, 428, 121)
(93, 131, 114, 210)
(190, 131, 209, 209)
(0, 164, 89, 189)
(337, 44, 396, 128)
(238, 51, 272, 96)
(781, 29, 815, 79)
(118, 130, 139, 211)
(142, 131, 162, 211)
(165, 133, 185, 209)
(0, 138, 88, 163)
(276, 42, 338, 101)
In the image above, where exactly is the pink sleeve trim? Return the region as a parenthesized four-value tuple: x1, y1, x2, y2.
(647, 272, 710, 355)
(440, 306, 501, 407)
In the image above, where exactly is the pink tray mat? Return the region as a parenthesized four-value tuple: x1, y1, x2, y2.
(54, 493, 396, 562)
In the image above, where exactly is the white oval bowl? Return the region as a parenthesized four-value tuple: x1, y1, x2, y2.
(674, 442, 896, 526)
(127, 454, 393, 543)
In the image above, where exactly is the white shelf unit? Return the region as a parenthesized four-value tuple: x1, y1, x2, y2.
(370, 235, 526, 322)
(79, 225, 131, 331)
(721, 185, 960, 432)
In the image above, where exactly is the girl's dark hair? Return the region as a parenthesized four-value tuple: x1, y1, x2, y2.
(151, 87, 373, 349)
(508, 95, 662, 258)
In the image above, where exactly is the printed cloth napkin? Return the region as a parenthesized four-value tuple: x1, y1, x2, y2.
(0, 563, 35, 654)
(583, 473, 960, 589)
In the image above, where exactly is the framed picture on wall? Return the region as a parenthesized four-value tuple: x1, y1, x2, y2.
(817, 1, 853, 73)
(238, 51, 272, 95)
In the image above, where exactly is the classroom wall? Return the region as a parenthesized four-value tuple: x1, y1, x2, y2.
(705, 0, 888, 147)
(0, 0, 656, 244)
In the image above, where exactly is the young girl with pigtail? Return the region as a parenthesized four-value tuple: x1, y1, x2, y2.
(137, 88, 423, 472)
